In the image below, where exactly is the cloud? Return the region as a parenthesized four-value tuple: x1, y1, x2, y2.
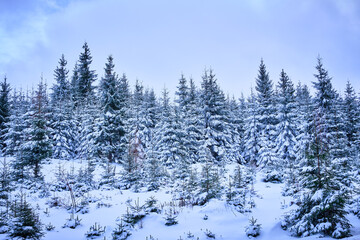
(0, 0, 74, 66)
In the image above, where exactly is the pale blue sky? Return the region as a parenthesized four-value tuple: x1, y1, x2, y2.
(1, 0, 359, 97)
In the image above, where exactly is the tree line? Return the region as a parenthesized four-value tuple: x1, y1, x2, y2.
(0, 42, 359, 238)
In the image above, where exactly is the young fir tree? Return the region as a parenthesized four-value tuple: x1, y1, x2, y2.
(343, 81, 359, 153)
(291, 83, 313, 195)
(226, 95, 245, 164)
(74, 42, 97, 105)
(274, 70, 298, 191)
(285, 57, 351, 238)
(142, 88, 159, 149)
(155, 88, 188, 168)
(50, 54, 73, 160)
(127, 80, 146, 152)
(9, 195, 44, 240)
(243, 89, 260, 166)
(4, 90, 31, 156)
(0, 77, 11, 155)
(226, 163, 251, 213)
(95, 55, 126, 163)
(184, 77, 203, 163)
(200, 69, 232, 164)
(16, 80, 52, 179)
(198, 149, 222, 204)
(73, 42, 99, 160)
(144, 137, 163, 191)
(117, 74, 131, 161)
(122, 128, 144, 190)
(255, 59, 279, 181)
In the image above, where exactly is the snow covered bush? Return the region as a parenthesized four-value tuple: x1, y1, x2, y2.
(8, 197, 44, 240)
(204, 229, 215, 239)
(245, 217, 261, 238)
(112, 220, 131, 240)
(85, 222, 106, 239)
(63, 215, 81, 229)
(164, 206, 178, 226)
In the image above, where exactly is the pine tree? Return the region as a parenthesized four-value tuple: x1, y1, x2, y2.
(143, 89, 159, 149)
(285, 57, 351, 238)
(50, 54, 73, 160)
(226, 95, 245, 164)
(183, 77, 203, 163)
(17, 80, 52, 179)
(122, 128, 144, 190)
(243, 89, 260, 166)
(198, 150, 222, 203)
(255, 59, 278, 181)
(200, 69, 232, 164)
(9, 195, 44, 240)
(128, 80, 146, 151)
(117, 74, 131, 161)
(51, 54, 70, 103)
(75, 42, 97, 105)
(4, 90, 31, 157)
(226, 163, 251, 213)
(95, 55, 126, 163)
(144, 138, 163, 191)
(175, 74, 189, 109)
(343, 81, 359, 152)
(275, 70, 297, 188)
(155, 88, 188, 168)
(0, 77, 11, 155)
(291, 83, 313, 195)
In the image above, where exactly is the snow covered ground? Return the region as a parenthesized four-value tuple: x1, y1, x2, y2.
(1, 158, 359, 240)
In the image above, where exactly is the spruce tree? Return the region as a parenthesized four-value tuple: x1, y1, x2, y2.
(4, 90, 30, 157)
(275, 70, 297, 188)
(183, 77, 203, 163)
(51, 54, 70, 103)
(96, 55, 126, 163)
(200, 69, 232, 164)
(9, 195, 44, 240)
(285, 57, 351, 238)
(226, 95, 245, 164)
(343, 81, 359, 152)
(255, 59, 278, 181)
(155, 88, 188, 168)
(0, 77, 11, 155)
(243, 89, 260, 166)
(50, 54, 73, 160)
(17, 80, 52, 179)
(75, 42, 97, 105)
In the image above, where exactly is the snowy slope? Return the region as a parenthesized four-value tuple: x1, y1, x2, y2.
(0, 159, 359, 240)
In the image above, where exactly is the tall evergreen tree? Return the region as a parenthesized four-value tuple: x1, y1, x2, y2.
(243, 89, 260, 166)
(255, 59, 278, 180)
(9, 196, 44, 240)
(200, 69, 232, 163)
(343, 81, 359, 152)
(95, 55, 126, 162)
(16, 80, 52, 179)
(50, 54, 73, 160)
(155, 88, 188, 168)
(51, 54, 70, 103)
(226, 95, 245, 164)
(75, 42, 97, 104)
(182, 77, 203, 163)
(275, 70, 297, 187)
(285, 57, 351, 238)
(4, 90, 31, 157)
(0, 77, 11, 155)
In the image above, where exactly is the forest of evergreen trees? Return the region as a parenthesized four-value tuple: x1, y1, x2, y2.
(0, 42, 360, 239)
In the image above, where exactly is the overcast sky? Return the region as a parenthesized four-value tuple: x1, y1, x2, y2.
(1, 0, 359, 98)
